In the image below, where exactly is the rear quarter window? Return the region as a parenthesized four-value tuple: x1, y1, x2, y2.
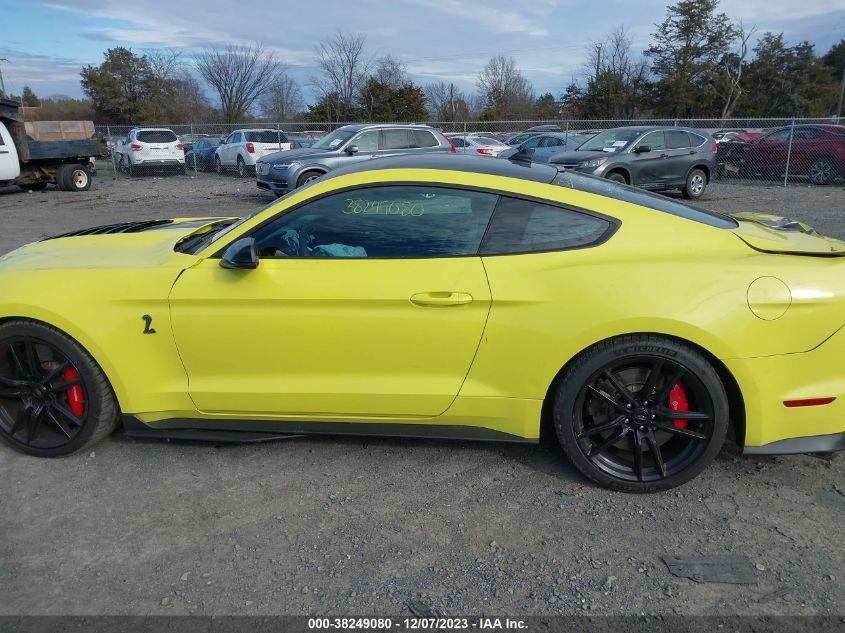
(414, 130, 439, 148)
(480, 197, 613, 255)
(136, 130, 178, 143)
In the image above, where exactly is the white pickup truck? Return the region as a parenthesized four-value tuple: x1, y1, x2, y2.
(112, 127, 186, 176)
(0, 98, 106, 192)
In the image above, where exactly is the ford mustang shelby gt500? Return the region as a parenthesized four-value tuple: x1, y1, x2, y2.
(1, 154, 843, 491)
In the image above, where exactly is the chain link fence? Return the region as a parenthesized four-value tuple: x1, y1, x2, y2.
(94, 117, 845, 187)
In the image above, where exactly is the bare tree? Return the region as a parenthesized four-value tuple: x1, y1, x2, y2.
(583, 27, 650, 118)
(372, 55, 408, 88)
(195, 44, 281, 123)
(719, 20, 756, 120)
(424, 81, 470, 121)
(259, 72, 303, 121)
(311, 31, 369, 119)
(476, 55, 534, 119)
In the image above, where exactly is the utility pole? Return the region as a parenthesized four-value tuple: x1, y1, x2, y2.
(837, 62, 845, 123)
(0, 58, 8, 97)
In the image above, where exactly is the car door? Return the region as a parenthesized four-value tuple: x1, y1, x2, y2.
(341, 128, 380, 164)
(532, 136, 564, 163)
(0, 123, 20, 181)
(629, 131, 667, 187)
(169, 184, 497, 419)
(747, 128, 791, 175)
(664, 130, 695, 186)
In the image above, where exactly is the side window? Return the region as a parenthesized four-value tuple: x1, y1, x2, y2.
(452, 137, 467, 148)
(688, 133, 706, 147)
(351, 130, 379, 151)
(638, 131, 666, 151)
(414, 130, 439, 148)
(249, 186, 498, 259)
(765, 129, 791, 142)
(195, 140, 204, 150)
(540, 137, 562, 147)
(521, 136, 542, 149)
(0, 130, 4, 146)
(381, 129, 411, 150)
(666, 130, 691, 149)
(480, 197, 612, 255)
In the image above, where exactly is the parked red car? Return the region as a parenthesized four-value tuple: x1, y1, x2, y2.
(730, 124, 845, 184)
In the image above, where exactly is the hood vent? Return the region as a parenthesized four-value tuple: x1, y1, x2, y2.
(42, 219, 174, 241)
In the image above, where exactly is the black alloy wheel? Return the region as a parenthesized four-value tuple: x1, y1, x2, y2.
(0, 322, 119, 457)
(554, 335, 728, 492)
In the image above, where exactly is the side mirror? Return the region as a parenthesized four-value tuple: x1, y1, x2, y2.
(220, 237, 258, 270)
(634, 145, 651, 154)
(346, 144, 359, 154)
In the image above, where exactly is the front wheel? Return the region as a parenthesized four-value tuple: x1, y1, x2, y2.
(0, 321, 120, 457)
(682, 168, 707, 199)
(606, 171, 627, 185)
(553, 335, 728, 492)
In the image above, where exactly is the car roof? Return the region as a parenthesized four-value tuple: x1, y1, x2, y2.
(326, 153, 561, 184)
(338, 123, 438, 132)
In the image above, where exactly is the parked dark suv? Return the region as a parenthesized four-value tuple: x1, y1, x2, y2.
(256, 124, 454, 196)
(549, 126, 718, 199)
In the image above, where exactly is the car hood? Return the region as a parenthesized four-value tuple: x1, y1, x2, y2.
(259, 147, 338, 162)
(0, 217, 232, 272)
(548, 150, 610, 164)
(730, 212, 845, 255)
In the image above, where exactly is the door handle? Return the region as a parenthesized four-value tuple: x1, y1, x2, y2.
(660, 153, 668, 158)
(410, 291, 473, 307)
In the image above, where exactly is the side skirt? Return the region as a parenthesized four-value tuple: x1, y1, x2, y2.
(743, 431, 845, 455)
(121, 415, 538, 445)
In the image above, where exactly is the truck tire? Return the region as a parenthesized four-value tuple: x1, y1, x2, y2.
(57, 164, 91, 192)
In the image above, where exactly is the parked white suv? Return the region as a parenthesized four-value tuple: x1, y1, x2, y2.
(114, 128, 185, 176)
(215, 129, 293, 177)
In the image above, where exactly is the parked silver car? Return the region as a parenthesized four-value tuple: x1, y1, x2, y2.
(448, 133, 509, 156)
(498, 132, 594, 163)
(256, 124, 454, 196)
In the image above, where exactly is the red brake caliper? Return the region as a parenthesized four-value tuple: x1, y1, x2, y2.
(668, 382, 689, 429)
(64, 367, 85, 417)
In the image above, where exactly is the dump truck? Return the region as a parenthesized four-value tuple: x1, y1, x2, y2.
(0, 98, 107, 192)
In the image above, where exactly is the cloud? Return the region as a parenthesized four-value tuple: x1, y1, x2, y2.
(402, 0, 557, 36)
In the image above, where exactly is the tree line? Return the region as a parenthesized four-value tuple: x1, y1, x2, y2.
(3, 0, 843, 124)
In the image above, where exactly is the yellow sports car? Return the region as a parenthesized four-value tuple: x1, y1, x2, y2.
(1, 155, 843, 491)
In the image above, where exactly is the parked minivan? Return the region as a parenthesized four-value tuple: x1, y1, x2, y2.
(256, 124, 454, 196)
(549, 126, 718, 198)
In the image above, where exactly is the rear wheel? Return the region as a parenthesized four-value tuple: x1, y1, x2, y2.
(236, 156, 248, 178)
(56, 164, 91, 191)
(808, 157, 835, 185)
(0, 321, 120, 457)
(682, 168, 707, 199)
(553, 335, 728, 492)
(215, 156, 224, 175)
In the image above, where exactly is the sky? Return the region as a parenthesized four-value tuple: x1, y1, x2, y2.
(1, 0, 843, 106)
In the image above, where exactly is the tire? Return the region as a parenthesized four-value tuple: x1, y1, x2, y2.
(0, 320, 120, 457)
(552, 334, 729, 492)
(215, 156, 224, 175)
(127, 160, 136, 177)
(682, 168, 707, 199)
(606, 171, 627, 185)
(296, 170, 323, 188)
(808, 156, 835, 186)
(57, 164, 91, 192)
(236, 156, 248, 178)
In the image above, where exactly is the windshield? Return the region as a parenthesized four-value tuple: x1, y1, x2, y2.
(577, 129, 642, 152)
(246, 131, 287, 143)
(312, 128, 356, 150)
(471, 136, 507, 146)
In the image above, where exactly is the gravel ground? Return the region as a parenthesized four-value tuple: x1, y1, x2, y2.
(0, 168, 843, 617)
